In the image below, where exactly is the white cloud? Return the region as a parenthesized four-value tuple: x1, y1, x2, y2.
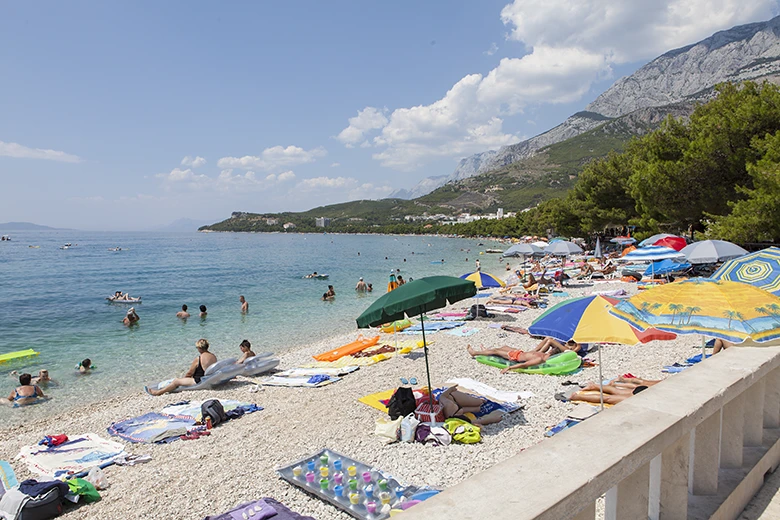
(499, 0, 778, 63)
(277, 170, 296, 182)
(181, 156, 206, 168)
(294, 176, 392, 200)
(338, 0, 778, 170)
(484, 42, 499, 56)
(158, 166, 297, 194)
(0, 141, 81, 163)
(336, 107, 389, 147)
(330, 162, 340, 168)
(217, 145, 326, 171)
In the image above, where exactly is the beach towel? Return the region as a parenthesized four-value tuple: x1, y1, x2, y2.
(161, 399, 260, 421)
(274, 366, 359, 378)
(444, 378, 534, 402)
(258, 375, 341, 388)
(204, 497, 316, 520)
(0, 461, 17, 499)
(402, 322, 464, 333)
(16, 434, 125, 478)
(485, 306, 525, 313)
(107, 413, 195, 444)
(446, 327, 480, 337)
(358, 388, 431, 414)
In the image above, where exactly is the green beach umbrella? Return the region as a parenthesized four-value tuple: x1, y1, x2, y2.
(356, 276, 477, 409)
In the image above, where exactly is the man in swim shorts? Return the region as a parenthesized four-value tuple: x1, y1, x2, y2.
(466, 345, 551, 374)
(177, 304, 190, 319)
(239, 295, 249, 313)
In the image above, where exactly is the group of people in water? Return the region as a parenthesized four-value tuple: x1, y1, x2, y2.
(3, 360, 93, 407)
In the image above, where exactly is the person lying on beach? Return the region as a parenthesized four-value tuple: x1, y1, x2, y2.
(712, 339, 733, 354)
(78, 358, 93, 373)
(564, 377, 660, 405)
(3, 373, 45, 406)
(145, 339, 217, 396)
(32, 369, 55, 386)
(466, 345, 550, 374)
(533, 337, 580, 355)
(177, 304, 190, 319)
(573, 263, 595, 279)
(501, 325, 529, 335)
(123, 308, 139, 326)
(486, 295, 538, 308)
(237, 340, 255, 364)
(438, 386, 504, 426)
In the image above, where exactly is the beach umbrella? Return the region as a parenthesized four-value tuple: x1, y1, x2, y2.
(610, 237, 636, 245)
(460, 271, 506, 289)
(356, 276, 477, 408)
(531, 241, 548, 248)
(639, 233, 677, 247)
(549, 237, 568, 243)
(529, 295, 676, 409)
(621, 245, 684, 262)
(643, 259, 691, 277)
(545, 241, 583, 256)
(594, 237, 603, 259)
(610, 279, 780, 360)
(680, 240, 748, 264)
(502, 243, 543, 258)
(652, 236, 687, 251)
(711, 247, 780, 296)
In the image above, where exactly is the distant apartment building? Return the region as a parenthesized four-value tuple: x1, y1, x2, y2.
(283, 222, 296, 230)
(266, 218, 279, 225)
(315, 217, 332, 228)
(497, 208, 504, 219)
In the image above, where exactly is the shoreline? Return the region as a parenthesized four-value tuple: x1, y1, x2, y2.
(0, 279, 703, 520)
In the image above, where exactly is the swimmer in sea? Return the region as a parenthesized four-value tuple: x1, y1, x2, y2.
(78, 358, 93, 374)
(199, 305, 207, 317)
(239, 295, 249, 313)
(177, 304, 190, 319)
(31, 369, 55, 386)
(3, 373, 45, 406)
(123, 307, 139, 326)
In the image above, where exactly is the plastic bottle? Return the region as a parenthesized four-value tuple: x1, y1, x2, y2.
(205, 417, 212, 430)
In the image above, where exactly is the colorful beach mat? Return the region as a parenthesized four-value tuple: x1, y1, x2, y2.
(258, 375, 341, 388)
(108, 412, 196, 443)
(0, 461, 18, 498)
(16, 434, 125, 478)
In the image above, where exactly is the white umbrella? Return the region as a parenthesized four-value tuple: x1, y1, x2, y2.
(502, 243, 543, 257)
(594, 237, 602, 259)
(544, 241, 583, 256)
(681, 240, 748, 264)
(531, 241, 549, 248)
(639, 233, 677, 247)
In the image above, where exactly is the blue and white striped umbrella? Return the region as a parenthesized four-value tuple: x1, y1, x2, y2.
(711, 246, 780, 295)
(622, 245, 684, 262)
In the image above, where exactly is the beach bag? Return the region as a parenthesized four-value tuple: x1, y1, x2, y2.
(415, 424, 451, 446)
(18, 488, 64, 520)
(400, 413, 420, 442)
(374, 416, 402, 443)
(201, 399, 227, 427)
(444, 418, 481, 444)
(66, 478, 101, 503)
(468, 304, 493, 319)
(387, 387, 416, 420)
(415, 400, 445, 423)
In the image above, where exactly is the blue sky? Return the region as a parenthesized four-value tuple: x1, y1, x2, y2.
(1, 1, 778, 230)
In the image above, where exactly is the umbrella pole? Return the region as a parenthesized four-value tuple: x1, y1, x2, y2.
(420, 312, 435, 410)
(598, 344, 604, 411)
(702, 335, 706, 361)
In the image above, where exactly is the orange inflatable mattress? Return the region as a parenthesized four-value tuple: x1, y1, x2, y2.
(313, 335, 380, 362)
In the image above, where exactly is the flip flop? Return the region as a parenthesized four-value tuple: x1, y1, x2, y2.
(554, 392, 569, 402)
(143, 386, 153, 396)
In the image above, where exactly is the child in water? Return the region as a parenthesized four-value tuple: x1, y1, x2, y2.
(78, 359, 93, 374)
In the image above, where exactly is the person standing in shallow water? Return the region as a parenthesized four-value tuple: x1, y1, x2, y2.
(177, 305, 190, 319)
(239, 295, 248, 313)
(199, 305, 207, 318)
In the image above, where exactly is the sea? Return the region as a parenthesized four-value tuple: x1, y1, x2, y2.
(0, 231, 504, 424)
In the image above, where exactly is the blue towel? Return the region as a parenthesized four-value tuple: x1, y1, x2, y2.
(306, 375, 331, 385)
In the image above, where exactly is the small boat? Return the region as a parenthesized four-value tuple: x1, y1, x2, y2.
(108, 247, 123, 251)
(107, 296, 142, 303)
(1, 235, 10, 241)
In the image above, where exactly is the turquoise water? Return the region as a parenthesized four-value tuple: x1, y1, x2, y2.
(0, 231, 503, 423)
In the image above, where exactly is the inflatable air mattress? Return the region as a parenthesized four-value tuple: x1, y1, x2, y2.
(313, 336, 380, 362)
(475, 351, 581, 375)
(242, 354, 280, 377)
(0, 349, 39, 365)
(150, 358, 247, 393)
(381, 319, 412, 333)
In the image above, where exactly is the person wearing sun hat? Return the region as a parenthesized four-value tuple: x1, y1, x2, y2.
(123, 307, 139, 326)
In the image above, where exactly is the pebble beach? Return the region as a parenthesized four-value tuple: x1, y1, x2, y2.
(0, 278, 705, 520)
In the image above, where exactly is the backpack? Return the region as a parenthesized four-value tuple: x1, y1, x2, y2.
(444, 418, 482, 444)
(201, 399, 228, 427)
(467, 304, 493, 319)
(387, 387, 416, 420)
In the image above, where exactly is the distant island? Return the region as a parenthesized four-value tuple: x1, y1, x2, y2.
(150, 218, 214, 232)
(0, 221, 70, 231)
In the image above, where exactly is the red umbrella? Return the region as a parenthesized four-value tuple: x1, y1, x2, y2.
(653, 236, 686, 251)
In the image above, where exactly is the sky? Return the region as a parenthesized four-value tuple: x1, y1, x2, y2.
(1, 1, 779, 230)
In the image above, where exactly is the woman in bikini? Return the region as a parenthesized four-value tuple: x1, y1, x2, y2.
(145, 339, 217, 396)
(4, 373, 45, 406)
